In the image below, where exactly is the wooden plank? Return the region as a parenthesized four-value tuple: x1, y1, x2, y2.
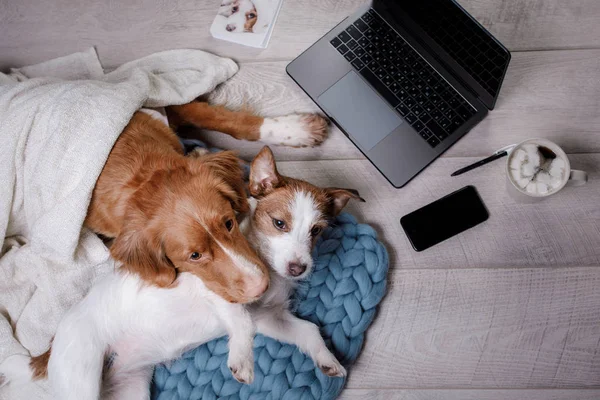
(2, 0, 600, 70)
(194, 49, 600, 161)
(340, 389, 600, 399)
(274, 156, 600, 268)
(460, 0, 600, 52)
(456, 49, 600, 158)
(0, 0, 364, 70)
(343, 267, 600, 388)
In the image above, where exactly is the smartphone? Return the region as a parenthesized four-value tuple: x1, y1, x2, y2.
(400, 186, 489, 252)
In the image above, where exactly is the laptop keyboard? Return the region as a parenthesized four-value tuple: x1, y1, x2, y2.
(330, 9, 477, 148)
(397, 0, 510, 98)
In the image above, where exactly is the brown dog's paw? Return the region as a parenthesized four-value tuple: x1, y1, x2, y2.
(228, 355, 254, 384)
(259, 113, 330, 148)
(299, 113, 329, 147)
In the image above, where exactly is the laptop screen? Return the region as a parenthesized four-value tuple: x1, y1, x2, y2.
(381, 0, 510, 108)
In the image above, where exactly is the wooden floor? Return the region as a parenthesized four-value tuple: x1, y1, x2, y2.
(2, 0, 599, 398)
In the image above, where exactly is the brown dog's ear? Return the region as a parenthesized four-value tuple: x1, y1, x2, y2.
(249, 146, 283, 197)
(199, 150, 249, 214)
(110, 216, 176, 288)
(325, 188, 365, 216)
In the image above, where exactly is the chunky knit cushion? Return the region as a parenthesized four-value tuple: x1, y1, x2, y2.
(151, 212, 389, 400)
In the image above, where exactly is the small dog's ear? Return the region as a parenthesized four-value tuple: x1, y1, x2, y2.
(200, 150, 249, 214)
(110, 214, 176, 288)
(325, 188, 365, 216)
(249, 146, 282, 197)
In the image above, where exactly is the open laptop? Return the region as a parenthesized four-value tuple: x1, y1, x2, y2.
(287, 0, 511, 188)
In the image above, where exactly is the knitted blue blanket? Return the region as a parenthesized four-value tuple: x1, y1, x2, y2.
(151, 212, 388, 400)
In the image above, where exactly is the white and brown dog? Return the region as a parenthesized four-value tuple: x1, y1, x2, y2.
(242, 146, 365, 378)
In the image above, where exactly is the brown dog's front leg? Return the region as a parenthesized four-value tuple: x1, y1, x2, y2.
(167, 102, 263, 141)
(167, 101, 330, 147)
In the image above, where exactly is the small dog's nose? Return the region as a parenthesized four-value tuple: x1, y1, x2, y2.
(287, 263, 307, 277)
(226, 24, 235, 32)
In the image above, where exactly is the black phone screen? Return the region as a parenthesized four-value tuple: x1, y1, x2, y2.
(400, 186, 488, 252)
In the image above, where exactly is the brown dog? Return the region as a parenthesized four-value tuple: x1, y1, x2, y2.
(85, 101, 328, 304)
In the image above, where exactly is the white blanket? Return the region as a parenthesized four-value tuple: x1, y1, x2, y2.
(0, 47, 238, 399)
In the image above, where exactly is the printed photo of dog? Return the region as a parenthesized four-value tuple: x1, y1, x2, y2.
(215, 0, 277, 34)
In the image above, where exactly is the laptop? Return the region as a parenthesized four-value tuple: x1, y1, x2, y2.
(286, 0, 511, 188)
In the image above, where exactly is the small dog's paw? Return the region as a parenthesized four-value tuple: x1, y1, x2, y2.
(260, 113, 330, 148)
(228, 356, 254, 384)
(188, 147, 210, 158)
(316, 352, 346, 378)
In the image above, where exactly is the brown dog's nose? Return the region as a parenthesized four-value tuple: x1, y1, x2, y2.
(244, 274, 269, 300)
(288, 263, 307, 277)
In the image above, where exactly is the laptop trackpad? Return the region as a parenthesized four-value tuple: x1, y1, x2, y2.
(318, 71, 402, 152)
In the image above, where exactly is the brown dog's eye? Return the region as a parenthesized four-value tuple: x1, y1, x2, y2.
(247, 13, 256, 18)
(225, 219, 234, 231)
(310, 226, 322, 237)
(190, 252, 202, 260)
(273, 219, 286, 230)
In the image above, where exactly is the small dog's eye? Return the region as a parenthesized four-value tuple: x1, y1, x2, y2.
(232, 6, 238, 11)
(248, 13, 256, 18)
(310, 226, 322, 237)
(225, 219, 234, 231)
(190, 252, 202, 260)
(273, 219, 286, 230)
